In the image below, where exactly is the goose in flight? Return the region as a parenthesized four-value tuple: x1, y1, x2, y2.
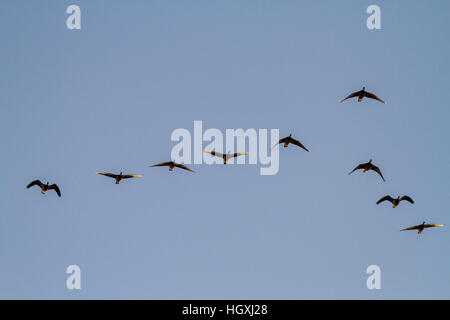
(149, 161, 195, 173)
(96, 172, 142, 184)
(376, 195, 414, 208)
(349, 159, 385, 181)
(401, 221, 444, 234)
(26, 180, 61, 197)
(273, 134, 309, 152)
(341, 87, 385, 104)
(202, 151, 249, 164)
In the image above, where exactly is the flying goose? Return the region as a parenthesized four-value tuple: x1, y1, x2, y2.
(149, 161, 195, 173)
(273, 134, 309, 152)
(202, 151, 249, 164)
(26, 180, 61, 197)
(96, 172, 142, 184)
(401, 221, 444, 234)
(349, 159, 385, 181)
(341, 87, 385, 104)
(377, 195, 414, 208)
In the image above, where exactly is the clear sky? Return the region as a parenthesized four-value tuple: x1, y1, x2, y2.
(0, 0, 449, 299)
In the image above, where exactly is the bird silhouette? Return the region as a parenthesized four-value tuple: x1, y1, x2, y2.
(96, 172, 142, 184)
(401, 221, 444, 234)
(202, 151, 249, 164)
(273, 134, 309, 152)
(27, 180, 61, 197)
(376, 195, 414, 208)
(341, 87, 385, 104)
(349, 159, 385, 181)
(149, 161, 195, 173)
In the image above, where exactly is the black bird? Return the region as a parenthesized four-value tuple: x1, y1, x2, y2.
(150, 161, 195, 173)
(341, 87, 385, 104)
(202, 151, 249, 164)
(27, 180, 61, 197)
(401, 221, 444, 234)
(377, 195, 414, 208)
(273, 134, 309, 152)
(349, 159, 385, 181)
(96, 172, 142, 184)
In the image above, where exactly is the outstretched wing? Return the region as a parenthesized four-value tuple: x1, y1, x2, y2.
(376, 195, 394, 205)
(48, 184, 61, 197)
(122, 175, 142, 179)
(400, 225, 420, 231)
(27, 180, 43, 189)
(271, 137, 288, 150)
(340, 90, 361, 103)
(203, 150, 224, 158)
(400, 195, 414, 204)
(290, 138, 310, 152)
(349, 163, 365, 175)
(150, 162, 172, 168)
(364, 91, 385, 104)
(96, 172, 118, 179)
(370, 164, 385, 181)
(174, 163, 195, 173)
(231, 152, 249, 158)
(424, 224, 444, 229)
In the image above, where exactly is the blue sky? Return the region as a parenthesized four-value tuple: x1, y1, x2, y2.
(0, 0, 449, 299)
